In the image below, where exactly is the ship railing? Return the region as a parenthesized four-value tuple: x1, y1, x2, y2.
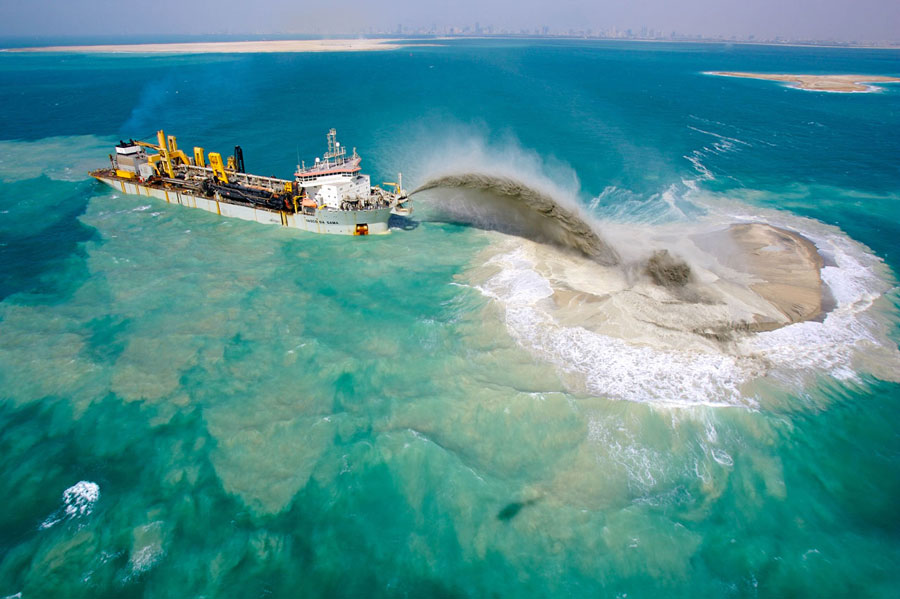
(294, 156, 361, 177)
(294, 169, 359, 182)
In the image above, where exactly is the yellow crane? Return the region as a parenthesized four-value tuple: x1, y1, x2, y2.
(133, 129, 192, 178)
(207, 152, 229, 183)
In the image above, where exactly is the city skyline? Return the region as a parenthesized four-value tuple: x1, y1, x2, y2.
(1, 0, 899, 45)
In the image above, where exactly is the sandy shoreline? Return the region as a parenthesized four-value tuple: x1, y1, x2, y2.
(708, 71, 900, 92)
(3, 39, 421, 54)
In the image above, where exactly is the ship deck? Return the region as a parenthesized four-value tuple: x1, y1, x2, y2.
(90, 168, 392, 215)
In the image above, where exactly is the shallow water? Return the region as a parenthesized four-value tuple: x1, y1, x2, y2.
(1, 40, 899, 597)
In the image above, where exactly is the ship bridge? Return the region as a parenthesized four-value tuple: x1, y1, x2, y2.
(294, 128, 362, 183)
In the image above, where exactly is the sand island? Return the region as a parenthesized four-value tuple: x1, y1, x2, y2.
(709, 71, 900, 92)
(4, 39, 420, 54)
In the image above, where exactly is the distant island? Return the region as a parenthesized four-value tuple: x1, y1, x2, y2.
(5, 34, 900, 56)
(708, 71, 900, 92)
(4, 39, 417, 54)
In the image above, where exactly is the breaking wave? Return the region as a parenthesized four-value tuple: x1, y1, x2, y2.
(40, 480, 100, 529)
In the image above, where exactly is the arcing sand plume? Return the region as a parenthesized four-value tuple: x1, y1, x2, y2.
(412, 173, 620, 266)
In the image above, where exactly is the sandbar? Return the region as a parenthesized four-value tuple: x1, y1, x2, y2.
(4, 39, 418, 54)
(709, 71, 900, 92)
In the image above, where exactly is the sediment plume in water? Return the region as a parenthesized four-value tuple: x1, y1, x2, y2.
(412, 173, 620, 266)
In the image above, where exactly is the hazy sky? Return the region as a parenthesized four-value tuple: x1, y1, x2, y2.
(1, 0, 898, 42)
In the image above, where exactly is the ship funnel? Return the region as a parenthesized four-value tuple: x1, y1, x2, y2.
(234, 146, 245, 173)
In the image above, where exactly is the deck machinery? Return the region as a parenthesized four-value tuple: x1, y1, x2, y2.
(90, 129, 410, 235)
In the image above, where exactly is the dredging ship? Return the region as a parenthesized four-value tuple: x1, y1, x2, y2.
(90, 129, 410, 235)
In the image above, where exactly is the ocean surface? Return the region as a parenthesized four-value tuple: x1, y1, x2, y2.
(0, 39, 899, 597)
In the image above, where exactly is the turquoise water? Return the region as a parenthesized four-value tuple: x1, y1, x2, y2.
(0, 40, 899, 597)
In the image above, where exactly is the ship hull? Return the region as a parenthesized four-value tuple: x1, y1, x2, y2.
(93, 175, 392, 235)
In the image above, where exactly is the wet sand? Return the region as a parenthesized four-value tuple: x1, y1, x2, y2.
(693, 223, 824, 330)
(4, 39, 418, 54)
(709, 71, 900, 92)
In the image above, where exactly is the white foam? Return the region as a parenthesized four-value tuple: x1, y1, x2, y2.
(127, 521, 166, 577)
(481, 248, 554, 305)
(659, 185, 689, 219)
(683, 151, 715, 181)
(592, 184, 693, 224)
(687, 126, 751, 149)
(476, 248, 759, 407)
(728, 203, 899, 384)
(130, 544, 161, 573)
(63, 481, 100, 517)
(588, 418, 667, 491)
(740, 241, 888, 382)
(710, 448, 734, 467)
(40, 481, 100, 529)
(472, 196, 900, 407)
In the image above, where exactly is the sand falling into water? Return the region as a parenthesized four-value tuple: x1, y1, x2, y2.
(413, 173, 621, 266)
(415, 170, 900, 406)
(417, 171, 826, 332)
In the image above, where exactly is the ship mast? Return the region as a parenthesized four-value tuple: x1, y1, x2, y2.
(323, 128, 346, 164)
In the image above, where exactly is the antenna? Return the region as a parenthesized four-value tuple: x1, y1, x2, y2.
(324, 128, 346, 161)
